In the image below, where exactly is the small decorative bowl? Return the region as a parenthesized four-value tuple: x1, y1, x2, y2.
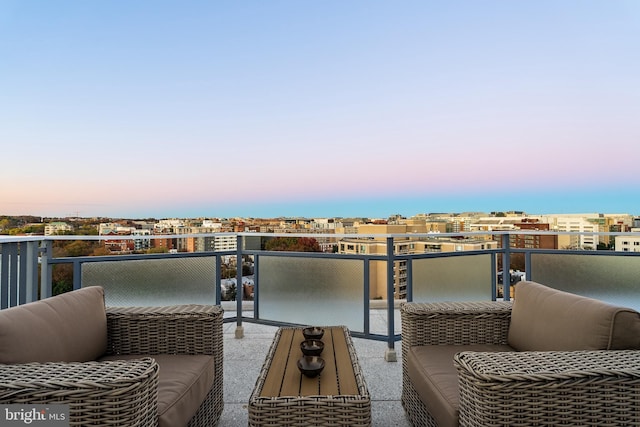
(300, 339, 324, 356)
(302, 326, 324, 340)
(297, 356, 325, 378)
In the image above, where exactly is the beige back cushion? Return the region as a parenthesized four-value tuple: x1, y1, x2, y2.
(0, 286, 107, 363)
(508, 281, 640, 351)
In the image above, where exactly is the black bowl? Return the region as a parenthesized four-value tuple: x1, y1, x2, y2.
(302, 327, 324, 340)
(297, 356, 325, 378)
(300, 339, 324, 356)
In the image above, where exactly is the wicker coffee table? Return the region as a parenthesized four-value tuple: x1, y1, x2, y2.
(248, 325, 371, 426)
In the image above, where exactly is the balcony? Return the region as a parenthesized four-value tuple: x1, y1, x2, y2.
(2, 230, 640, 425)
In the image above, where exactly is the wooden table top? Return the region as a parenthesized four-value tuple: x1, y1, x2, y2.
(259, 326, 359, 397)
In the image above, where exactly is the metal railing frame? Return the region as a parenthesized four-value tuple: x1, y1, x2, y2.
(3, 231, 640, 357)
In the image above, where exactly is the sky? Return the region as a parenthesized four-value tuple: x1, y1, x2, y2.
(1, 1, 639, 219)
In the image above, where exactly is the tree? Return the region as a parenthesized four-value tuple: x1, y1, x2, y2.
(92, 246, 112, 256)
(221, 264, 236, 279)
(147, 246, 169, 254)
(50, 239, 104, 295)
(59, 240, 96, 257)
(52, 264, 73, 295)
(264, 237, 322, 252)
(224, 283, 237, 301)
(77, 224, 99, 235)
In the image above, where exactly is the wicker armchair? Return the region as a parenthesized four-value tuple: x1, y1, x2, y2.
(0, 287, 223, 427)
(105, 305, 224, 427)
(401, 295, 640, 427)
(0, 358, 160, 426)
(401, 301, 512, 427)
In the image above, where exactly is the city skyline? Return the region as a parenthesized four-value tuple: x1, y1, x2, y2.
(2, 208, 638, 223)
(2, 1, 639, 219)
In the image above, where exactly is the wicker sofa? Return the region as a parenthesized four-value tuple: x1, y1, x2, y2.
(401, 280, 640, 427)
(0, 286, 223, 427)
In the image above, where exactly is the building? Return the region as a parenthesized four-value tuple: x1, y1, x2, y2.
(99, 222, 137, 253)
(44, 222, 73, 236)
(615, 229, 640, 252)
(152, 236, 176, 252)
(339, 222, 499, 300)
(541, 214, 601, 250)
(175, 226, 237, 252)
(508, 220, 557, 250)
(131, 229, 151, 251)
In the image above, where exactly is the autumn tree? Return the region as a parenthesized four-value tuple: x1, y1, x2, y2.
(264, 237, 322, 252)
(221, 264, 236, 279)
(51, 239, 105, 295)
(147, 246, 169, 254)
(52, 264, 73, 295)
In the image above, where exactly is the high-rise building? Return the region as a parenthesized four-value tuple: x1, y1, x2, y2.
(338, 222, 498, 299)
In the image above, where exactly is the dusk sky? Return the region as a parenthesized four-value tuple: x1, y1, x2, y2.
(2, 1, 639, 219)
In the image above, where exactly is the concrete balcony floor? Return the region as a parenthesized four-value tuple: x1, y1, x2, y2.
(220, 312, 411, 426)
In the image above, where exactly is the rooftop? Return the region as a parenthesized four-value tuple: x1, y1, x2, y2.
(3, 231, 640, 425)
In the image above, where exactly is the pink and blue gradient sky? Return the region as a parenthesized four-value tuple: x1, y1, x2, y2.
(1, 1, 639, 219)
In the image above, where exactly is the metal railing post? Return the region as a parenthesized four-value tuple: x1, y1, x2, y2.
(253, 255, 259, 320)
(7, 243, 18, 308)
(501, 234, 511, 301)
(385, 237, 397, 362)
(363, 257, 370, 336)
(491, 252, 497, 301)
(235, 234, 244, 338)
(406, 257, 413, 303)
(73, 259, 82, 290)
(40, 240, 52, 300)
(25, 241, 39, 304)
(0, 242, 12, 309)
(18, 242, 27, 305)
(215, 255, 222, 305)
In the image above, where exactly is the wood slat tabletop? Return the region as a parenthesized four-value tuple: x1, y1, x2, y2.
(260, 326, 359, 397)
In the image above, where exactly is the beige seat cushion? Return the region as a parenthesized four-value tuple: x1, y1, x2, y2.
(0, 286, 107, 363)
(508, 281, 640, 351)
(101, 354, 215, 427)
(407, 344, 514, 427)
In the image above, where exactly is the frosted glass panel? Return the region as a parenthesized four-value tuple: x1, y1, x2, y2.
(258, 256, 364, 331)
(412, 254, 493, 302)
(82, 257, 217, 306)
(530, 253, 640, 310)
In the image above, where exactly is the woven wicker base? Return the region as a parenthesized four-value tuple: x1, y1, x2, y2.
(188, 383, 223, 427)
(400, 301, 513, 427)
(1, 303, 224, 427)
(0, 358, 159, 427)
(401, 373, 438, 427)
(456, 350, 640, 427)
(401, 301, 640, 427)
(107, 304, 224, 427)
(249, 326, 371, 426)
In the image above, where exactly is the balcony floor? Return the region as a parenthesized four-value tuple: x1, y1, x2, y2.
(221, 319, 410, 426)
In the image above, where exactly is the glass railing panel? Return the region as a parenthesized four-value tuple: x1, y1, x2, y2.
(258, 255, 364, 331)
(530, 253, 640, 310)
(412, 254, 493, 302)
(81, 257, 217, 306)
(368, 259, 387, 301)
